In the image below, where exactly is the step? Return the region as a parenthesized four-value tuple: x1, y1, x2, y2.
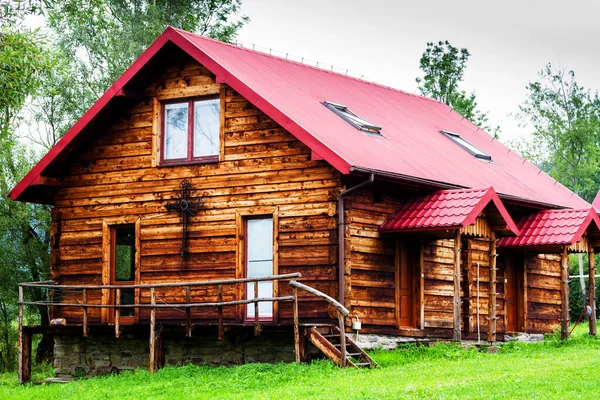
(353, 362, 371, 367)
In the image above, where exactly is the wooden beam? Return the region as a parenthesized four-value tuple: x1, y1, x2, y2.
(82, 289, 88, 337)
(217, 284, 224, 340)
(115, 288, 121, 339)
(453, 229, 462, 342)
(185, 286, 191, 338)
(560, 247, 569, 340)
(17, 285, 29, 384)
(589, 245, 597, 336)
(149, 287, 156, 373)
(522, 253, 528, 332)
(293, 284, 300, 363)
(488, 232, 497, 343)
(419, 239, 425, 331)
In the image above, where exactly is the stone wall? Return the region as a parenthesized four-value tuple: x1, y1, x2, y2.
(54, 327, 296, 378)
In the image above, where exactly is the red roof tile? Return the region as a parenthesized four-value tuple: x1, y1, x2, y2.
(498, 208, 600, 248)
(8, 27, 590, 209)
(379, 187, 519, 235)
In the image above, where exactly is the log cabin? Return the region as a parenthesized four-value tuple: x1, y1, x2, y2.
(9, 27, 600, 382)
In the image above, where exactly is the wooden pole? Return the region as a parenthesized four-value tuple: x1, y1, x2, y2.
(150, 287, 156, 373)
(589, 245, 596, 336)
(419, 239, 425, 330)
(185, 286, 191, 338)
(83, 289, 88, 337)
(292, 283, 300, 362)
(453, 230, 462, 342)
(338, 313, 346, 367)
(560, 247, 570, 340)
(115, 288, 121, 339)
(17, 285, 29, 384)
(254, 281, 260, 336)
(217, 284, 224, 340)
(488, 233, 497, 343)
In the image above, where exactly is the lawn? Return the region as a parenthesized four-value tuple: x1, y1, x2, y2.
(1, 324, 599, 399)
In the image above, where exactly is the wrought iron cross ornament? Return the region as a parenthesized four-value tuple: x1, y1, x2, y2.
(165, 179, 204, 270)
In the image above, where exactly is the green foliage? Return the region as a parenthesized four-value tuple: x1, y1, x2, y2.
(517, 63, 600, 202)
(1, 331, 599, 398)
(38, 0, 248, 135)
(416, 40, 498, 136)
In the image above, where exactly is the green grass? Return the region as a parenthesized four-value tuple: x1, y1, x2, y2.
(1, 323, 600, 399)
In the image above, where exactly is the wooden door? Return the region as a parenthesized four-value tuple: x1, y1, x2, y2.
(505, 254, 524, 332)
(245, 217, 274, 321)
(396, 241, 417, 328)
(109, 225, 137, 323)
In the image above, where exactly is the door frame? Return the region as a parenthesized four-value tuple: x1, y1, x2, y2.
(395, 238, 421, 329)
(101, 216, 141, 324)
(504, 252, 526, 333)
(235, 207, 279, 323)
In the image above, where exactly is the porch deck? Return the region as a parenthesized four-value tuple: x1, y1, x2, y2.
(17, 273, 353, 383)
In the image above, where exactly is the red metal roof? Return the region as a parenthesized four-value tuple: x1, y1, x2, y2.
(498, 208, 600, 248)
(379, 187, 519, 235)
(8, 27, 591, 209)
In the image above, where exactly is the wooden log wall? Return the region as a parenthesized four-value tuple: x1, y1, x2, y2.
(49, 51, 341, 324)
(525, 253, 561, 333)
(344, 192, 399, 329)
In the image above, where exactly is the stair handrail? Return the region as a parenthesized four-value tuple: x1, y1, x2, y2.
(289, 280, 349, 366)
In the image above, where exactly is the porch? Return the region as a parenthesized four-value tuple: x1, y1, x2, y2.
(17, 273, 375, 383)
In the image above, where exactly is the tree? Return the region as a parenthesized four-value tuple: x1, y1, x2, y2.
(416, 40, 498, 136)
(517, 63, 600, 203)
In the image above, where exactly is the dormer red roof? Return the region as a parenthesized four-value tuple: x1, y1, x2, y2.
(498, 208, 600, 249)
(8, 27, 590, 209)
(379, 187, 519, 236)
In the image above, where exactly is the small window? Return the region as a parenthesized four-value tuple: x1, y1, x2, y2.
(323, 101, 381, 135)
(161, 97, 220, 164)
(440, 130, 491, 160)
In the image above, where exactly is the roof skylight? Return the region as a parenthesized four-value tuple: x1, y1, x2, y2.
(440, 130, 491, 161)
(323, 101, 381, 135)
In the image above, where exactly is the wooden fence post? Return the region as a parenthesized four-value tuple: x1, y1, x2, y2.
(185, 286, 191, 338)
(453, 230, 462, 342)
(254, 281, 260, 336)
(83, 289, 88, 337)
(338, 313, 346, 367)
(150, 288, 156, 373)
(115, 288, 121, 339)
(488, 233, 497, 343)
(589, 245, 596, 336)
(560, 247, 570, 340)
(18, 285, 31, 384)
(292, 281, 300, 362)
(217, 284, 224, 340)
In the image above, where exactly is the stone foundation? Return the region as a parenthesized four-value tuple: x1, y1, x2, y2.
(54, 327, 295, 377)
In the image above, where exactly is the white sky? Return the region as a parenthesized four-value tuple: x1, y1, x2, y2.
(236, 0, 600, 142)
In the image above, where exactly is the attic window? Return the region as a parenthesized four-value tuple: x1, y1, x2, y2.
(440, 130, 491, 161)
(323, 101, 381, 135)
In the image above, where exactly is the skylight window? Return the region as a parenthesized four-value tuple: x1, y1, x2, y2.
(440, 130, 491, 161)
(323, 101, 382, 135)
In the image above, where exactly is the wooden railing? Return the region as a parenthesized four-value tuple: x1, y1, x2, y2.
(17, 273, 351, 382)
(289, 280, 350, 366)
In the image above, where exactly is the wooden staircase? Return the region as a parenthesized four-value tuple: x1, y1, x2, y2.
(307, 326, 379, 368)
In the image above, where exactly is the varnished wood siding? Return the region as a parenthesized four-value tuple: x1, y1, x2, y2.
(345, 192, 399, 328)
(525, 253, 561, 333)
(50, 53, 341, 324)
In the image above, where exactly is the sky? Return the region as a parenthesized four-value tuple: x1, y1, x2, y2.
(235, 0, 600, 142)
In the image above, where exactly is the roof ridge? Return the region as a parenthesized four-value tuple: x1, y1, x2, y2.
(172, 27, 445, 106)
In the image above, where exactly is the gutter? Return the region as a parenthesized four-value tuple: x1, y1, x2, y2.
(338, 173, 375, 306)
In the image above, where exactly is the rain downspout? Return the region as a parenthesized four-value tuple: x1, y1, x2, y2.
(338, 173, 375, 305)
(477, 262, 481, 344)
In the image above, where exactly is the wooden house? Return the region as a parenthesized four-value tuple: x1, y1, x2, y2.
(9, 27, 600, 382)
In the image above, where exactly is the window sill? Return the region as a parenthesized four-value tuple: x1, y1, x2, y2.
(158, 156, 219, 167)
